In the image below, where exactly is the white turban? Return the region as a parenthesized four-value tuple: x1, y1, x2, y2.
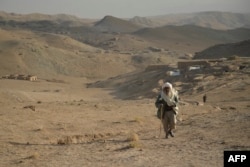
(162, 82, 172, 90)
(161, 82, 175, 105)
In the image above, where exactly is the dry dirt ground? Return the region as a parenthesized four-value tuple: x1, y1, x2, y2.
(0, 75, 249, 167)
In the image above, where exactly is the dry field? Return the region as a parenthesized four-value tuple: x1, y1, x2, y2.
(0, 70, 249, 167)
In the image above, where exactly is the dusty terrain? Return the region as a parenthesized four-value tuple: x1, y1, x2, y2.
(0, 11, 250, 167)
(1, 62, 250, 167)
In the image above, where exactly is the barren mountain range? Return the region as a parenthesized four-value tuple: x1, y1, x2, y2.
(0, 11, 250, 78)
(131, 11, 250, 30)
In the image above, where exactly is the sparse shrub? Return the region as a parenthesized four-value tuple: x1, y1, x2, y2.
(127, 132, 139, 142)
(228, 55, 240, 60)
(57, 135, 86, 145)
(128, 141, 142, 148)
(54, 89, 60, 92)
(134, 117, 143, 124)
(46, 79, 66, 83)
(27, 152, 40, 159)
(36, 125, 43, 131)
(31, 48, 37, 52)
(57, 136, 73, 145)
(126, 133, 144, 149)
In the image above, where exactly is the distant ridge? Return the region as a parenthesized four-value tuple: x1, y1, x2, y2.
(134, 25, 250, 43)
(194, 40, 250, 59)
(94, 15, 141, 33)
(0, 11, 95, 26)
(130, 11, 250, 30)
(1, 11, 250, 30)
(129, 16, 154, 27)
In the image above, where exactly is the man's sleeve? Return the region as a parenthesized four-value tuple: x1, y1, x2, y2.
(155, 95, 162, 108)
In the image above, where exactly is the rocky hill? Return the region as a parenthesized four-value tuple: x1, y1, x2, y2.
(194, 40, 250, 59)
(133, 25, 250, 53)
(0, 29, 137, 78)
(94, 15, 141, 33)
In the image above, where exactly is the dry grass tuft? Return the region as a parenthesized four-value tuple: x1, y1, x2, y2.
(35, 125, 43, 131)
(127, 132, 139, 142)
(128, 141, 142, 148)
(27, 152, 40, 159)
(57, 135, 88, 144)
(46, 79, 66, 83)
(134, 117, 144, 124)
(126, 133, 143, 149)
(57, 136, 74, 145)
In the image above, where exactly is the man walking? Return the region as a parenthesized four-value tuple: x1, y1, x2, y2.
(155, 82, 179, 138)
(203, 94, 207, 103)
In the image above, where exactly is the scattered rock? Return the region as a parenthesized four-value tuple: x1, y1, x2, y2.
(23, 105, 36, 111)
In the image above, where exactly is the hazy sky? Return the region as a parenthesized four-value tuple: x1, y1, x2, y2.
(0, 0, 249, 19)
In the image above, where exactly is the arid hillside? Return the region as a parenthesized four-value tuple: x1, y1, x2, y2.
(0, 27, 184, 79)
(87, 58, 250, 100)
(1, 11, 250, 80)
(194, 40, 250, 59)
(133, 25, 250, 53)
(0, 28, 138, 79)
(94, 15, 141, 33)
